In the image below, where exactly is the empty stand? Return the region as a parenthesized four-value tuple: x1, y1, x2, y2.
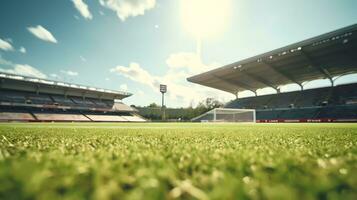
(26, 94, 53, 105)
(34, 113, 90, 122)
(226, 83, 357, 121)
(85, 115, 127, 122)
(0, 112, 34, 121)
(102, 99, 114, 108)
(112, 102, 136, 112)
(0, 88, 145, 122)
(294, 87, 331, 107)
(228, 83, 357, 109)
(90, 99, 110, 108)
(317, 105, 357, 119)
(48, 95, 76, 106)
(0, 107, 35, 121)
(122, 115, 146, 122)
(266, 92, 298, 109)
(32, 110, 89, 121)
(71, 97, 96, 107)
(0, 90, 26, 103)
(0, 73, 145, 122)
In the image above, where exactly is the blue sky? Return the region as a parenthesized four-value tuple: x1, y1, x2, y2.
(0, 0, 357, 107)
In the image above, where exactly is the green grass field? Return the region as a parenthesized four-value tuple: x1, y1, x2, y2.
(0, 123, 356, 200)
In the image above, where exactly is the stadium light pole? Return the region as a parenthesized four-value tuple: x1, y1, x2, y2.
(160, 84, 167, 121)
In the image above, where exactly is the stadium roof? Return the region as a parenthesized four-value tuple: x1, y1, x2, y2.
(0, 72, 132, 100)
(187, 24, 357, 95)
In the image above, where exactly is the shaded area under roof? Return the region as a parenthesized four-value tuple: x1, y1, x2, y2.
(0, 72, 132, 100)
(187, 24, 357, 95)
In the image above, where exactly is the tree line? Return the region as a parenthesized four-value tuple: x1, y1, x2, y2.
(132, 98, 224, 121)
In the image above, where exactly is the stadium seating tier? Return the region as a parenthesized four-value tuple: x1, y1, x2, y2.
(226, 83, 357, 121)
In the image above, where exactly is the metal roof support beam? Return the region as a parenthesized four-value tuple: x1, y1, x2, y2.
(261, 61, 303, 90)
(230, 80, 257, 95)
(212, 75, 256, 94)
(300, 50, 334, 86)
(240, 70, 279, 92)
(332, 71, 357, 86)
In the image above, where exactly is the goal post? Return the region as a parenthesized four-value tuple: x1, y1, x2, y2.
(191, 108, 256, 123)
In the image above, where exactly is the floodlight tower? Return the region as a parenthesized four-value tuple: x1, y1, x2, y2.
(159, 84, 167, 121)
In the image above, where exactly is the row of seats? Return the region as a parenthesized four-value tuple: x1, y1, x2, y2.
(0, 112, 35, 121)
(0, 107, 145, 122)
(0, 112, 145, 122)
(225, 83, 357, 121)
(34, 113, 90, 121)
(0, 89, 114, 109)
(85, 115, 127, 122)
(256, 105, 357, 120)
(226, 83, 357, 109)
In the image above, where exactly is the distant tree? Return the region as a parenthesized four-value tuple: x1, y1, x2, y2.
(188, 98, 223, 119)
(205, 98, 224, 110)
(148, 103, 160, 108)
(137, 98, 225, 121)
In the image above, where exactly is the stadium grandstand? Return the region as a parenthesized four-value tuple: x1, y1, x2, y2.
(0, 72, 146, 122)
(188, 24, 357, 122)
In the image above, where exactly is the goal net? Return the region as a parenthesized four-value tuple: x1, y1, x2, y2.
(191, 108, 256, 123)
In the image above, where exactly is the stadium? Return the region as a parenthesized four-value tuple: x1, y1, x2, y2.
(1, 21, 356, 123)
(188, 24, 357, 123)
(0, 1, 357, 200)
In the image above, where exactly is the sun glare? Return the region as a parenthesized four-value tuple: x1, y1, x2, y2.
(180, 0, 232, 39)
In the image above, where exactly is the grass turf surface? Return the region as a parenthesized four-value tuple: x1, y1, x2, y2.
(0, 123, 356, 200)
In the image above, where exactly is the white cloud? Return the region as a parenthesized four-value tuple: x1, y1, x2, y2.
(0, 56, 47, 79)
(110, 62, 159, 89)
(27, 25, 58, 43)
(99, 10, 105, 15)
(19, 46, 26, 53)
(166, 52, 209, 74)
(99, 0, 156, 21)
(0, 64, 47, 79)
(0, 38, 14, 51)
(110, 54, 234, 107)
(154, 24, 159, 29)
(61, 70, 78, 76)
(105, 77, 110, 81)
(72, 0, 93, 20)
(120, 83, 128, 91)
